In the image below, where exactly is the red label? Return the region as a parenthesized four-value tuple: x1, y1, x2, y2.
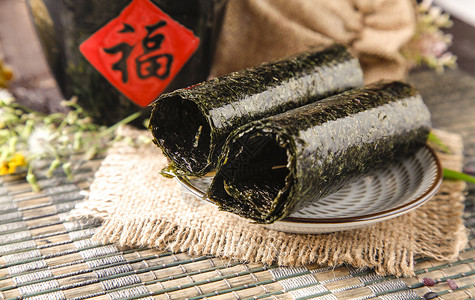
(79, 0, 200, 107)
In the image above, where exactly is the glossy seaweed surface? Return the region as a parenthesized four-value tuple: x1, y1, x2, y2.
(207, 81, 432, 223)
(149, 44, 364, 175)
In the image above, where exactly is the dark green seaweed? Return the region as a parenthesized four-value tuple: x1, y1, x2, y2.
(207, 81, 432, 223)
(149, 44, 364, 176)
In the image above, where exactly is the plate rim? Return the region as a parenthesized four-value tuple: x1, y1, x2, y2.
(172, 145, 443, 227)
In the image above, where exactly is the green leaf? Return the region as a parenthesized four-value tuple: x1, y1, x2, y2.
(428, 132, 451, 153)
(443, 168, 475, 183)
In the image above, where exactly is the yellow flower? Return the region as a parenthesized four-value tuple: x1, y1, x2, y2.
(0, 59, 14, 88)
(0, 153, 27, 175)
(0, 161, 9, 175)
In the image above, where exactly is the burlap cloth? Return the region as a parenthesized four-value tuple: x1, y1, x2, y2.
(210, 0, 417, 84)
(71, 127, 467, 277)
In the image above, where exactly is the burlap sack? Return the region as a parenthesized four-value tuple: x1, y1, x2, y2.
(210, 0, 416, 83)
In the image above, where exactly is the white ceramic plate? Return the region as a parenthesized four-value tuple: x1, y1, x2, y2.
(172, 146, 442, 234)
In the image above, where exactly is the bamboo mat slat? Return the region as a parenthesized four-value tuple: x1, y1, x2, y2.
(0, 158, 474, 300)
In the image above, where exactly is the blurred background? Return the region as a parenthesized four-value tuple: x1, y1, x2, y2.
(0, 0, 474, 158)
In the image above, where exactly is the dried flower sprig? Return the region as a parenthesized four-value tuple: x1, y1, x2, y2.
(403, 0, 457, 72)
(0, 88, 145, 191)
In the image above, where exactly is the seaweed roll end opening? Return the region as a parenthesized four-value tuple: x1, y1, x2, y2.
(150, 95, 212, 174)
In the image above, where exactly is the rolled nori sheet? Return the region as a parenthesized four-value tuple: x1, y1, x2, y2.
(149, 44, 364, 176)
(207, 81, 432, 223)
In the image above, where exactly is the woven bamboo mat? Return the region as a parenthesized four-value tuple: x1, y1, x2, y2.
(0, 153, 473, 300)
(0, 68, 474, 299)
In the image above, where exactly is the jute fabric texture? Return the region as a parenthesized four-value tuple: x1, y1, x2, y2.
(210, 0, 416, 84)
(71, 127, 467, 277)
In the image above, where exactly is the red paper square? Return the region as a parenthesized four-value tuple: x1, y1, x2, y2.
(79, 0, 200, 107)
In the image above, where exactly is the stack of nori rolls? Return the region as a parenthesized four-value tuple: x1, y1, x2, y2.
(148, 44, 432, 224)
(207, 81, 431, 223)
(149, 44, 364, 176)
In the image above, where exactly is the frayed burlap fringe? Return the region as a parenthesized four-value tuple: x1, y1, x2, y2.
(70, 128, 467, 277)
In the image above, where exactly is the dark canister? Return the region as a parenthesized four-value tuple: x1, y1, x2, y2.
(27, 0, 228, 125)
